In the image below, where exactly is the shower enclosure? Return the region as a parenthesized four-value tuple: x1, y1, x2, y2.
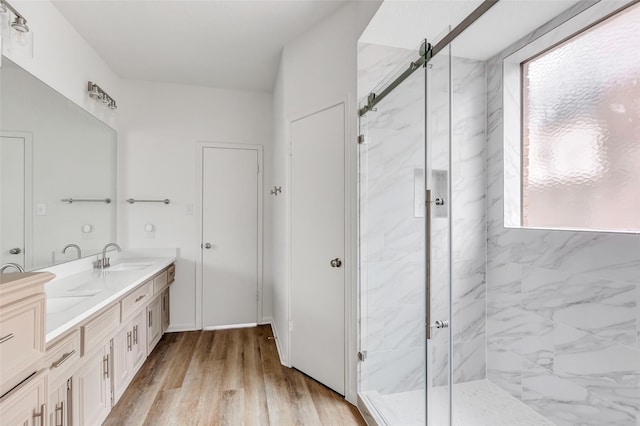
(357, 36, 496, 425)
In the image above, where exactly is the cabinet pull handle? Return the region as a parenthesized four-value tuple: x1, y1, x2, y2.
(33, 403, 46, 426)
(133, 325, 138, 345)
(55, 401, 64, 426)
(127, 331, 132, 351)
(135, 294, 145, 303)
(103, 354, 109, 379)
(0, 333, 14, 344)
(149, 311, 152, 327)
(51, 350, 76, 368)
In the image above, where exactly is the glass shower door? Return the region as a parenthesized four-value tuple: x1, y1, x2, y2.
(357, 38, 453, 426)
(425, 41, 452, 426)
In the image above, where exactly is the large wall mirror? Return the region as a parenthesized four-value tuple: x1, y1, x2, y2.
(1, 56, 117, 271)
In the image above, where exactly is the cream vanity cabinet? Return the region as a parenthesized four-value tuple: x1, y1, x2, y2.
(64, 263, 173, 425)
(0, 272, 53, 426)
(45, 330, 81, 426)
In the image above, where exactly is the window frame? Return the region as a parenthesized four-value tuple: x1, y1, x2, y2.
(502, 0, 640, 234)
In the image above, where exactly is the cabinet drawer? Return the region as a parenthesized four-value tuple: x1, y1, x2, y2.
(45, 329, 80, 386)
(121, 280, 153, 320)
(153, 270, 168, 295)
(82, 304, 119, 356)
(0, 369, 47, 425)
(0, 294, 45, 397)
(167, 264, 175, 284)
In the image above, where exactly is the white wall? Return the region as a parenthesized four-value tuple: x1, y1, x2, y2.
(269, 0, 381, 403)
(4, 0, 120, 129)
(117, 79, 273, 331)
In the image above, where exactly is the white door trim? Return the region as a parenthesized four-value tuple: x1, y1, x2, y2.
(195, 142, 264, 330)
(286, 95, 355, 401)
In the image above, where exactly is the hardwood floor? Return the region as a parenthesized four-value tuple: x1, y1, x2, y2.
(104, 325, 366, 426)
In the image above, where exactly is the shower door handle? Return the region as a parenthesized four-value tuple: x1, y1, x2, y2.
(426, 189, 433, 340)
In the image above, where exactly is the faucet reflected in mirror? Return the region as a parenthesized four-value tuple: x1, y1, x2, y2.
(62, 243, 82, 259)
(0, 263, 25, 273)
(94, 242, 121, 269)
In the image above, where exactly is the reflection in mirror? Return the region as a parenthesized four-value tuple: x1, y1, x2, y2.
(0, 57, 117, 271)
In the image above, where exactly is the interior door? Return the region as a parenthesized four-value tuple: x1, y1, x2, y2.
(0, 136, 26, 268)
(290, 103, 345, 395)
(201, 146, 259, 328)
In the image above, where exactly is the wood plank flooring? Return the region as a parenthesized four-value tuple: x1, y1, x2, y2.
(104, 325, 366, 426)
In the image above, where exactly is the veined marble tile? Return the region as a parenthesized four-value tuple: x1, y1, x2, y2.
(523, 359, 636, 426)
(453, 337, 486, 384)
(367, 347, 426, 395)
(487, 262, 522, 314)
(384, 304, 425, 351)
(524, 268, 637, 347)
(554, 323, 640, 415)
(487, 349, 523, 399)
(487, 307, 553, 369)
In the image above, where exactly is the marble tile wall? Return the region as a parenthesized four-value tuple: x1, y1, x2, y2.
(358, 41, 488, 395)
(485, 2, 640, 424)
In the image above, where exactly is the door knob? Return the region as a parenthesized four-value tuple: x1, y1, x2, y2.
(203, 243, 212, 249)
(9, 248, 21, 255)
(430, 320, 449, 329)
(330, 258, 342, 268)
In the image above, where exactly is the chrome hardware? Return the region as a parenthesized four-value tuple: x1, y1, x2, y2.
(270, 186, 282, 196)
(430, 320, 449, 329)
(95, 242, 121, 269)
(429, 197, 445, 206)
(135, 294, 146, 303)
(51, 350, 76, 368)
(0, 333, 15, 344)
(148, 311, 152, 327)
(9, 247, 21, 255)
(55, 401, 64, 426)
(62, 243, 81, 259)
(33, 403, 46, 426)
(426, 189, 433, 339)
(133, 325, 138, 345)
(0, 263, 25, 273)
(203, 243, 212, 249)
(358, 351, 367, 361)
(126, 198, 170, 204)
(61, 197, 111, 204)
(103, 354, 109, 378)
(357, 134, 365, 144)
(330, 258, 343, 268)
(127, 331, 132, 351)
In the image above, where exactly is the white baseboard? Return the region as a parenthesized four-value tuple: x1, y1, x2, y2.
(265, 319, 288, 367)
(166, 323, 197, 333)
(203, 322, 257, 331)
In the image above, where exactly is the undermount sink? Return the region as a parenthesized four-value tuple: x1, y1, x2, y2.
(106, 262, 153, 272)
(47, 296, 90, 314)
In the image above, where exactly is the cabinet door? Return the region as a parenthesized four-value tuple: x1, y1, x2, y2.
(49, 378, 71, 426)
(129, 309, 147, 373)
(161, 289, 170, 333)
(0, 369, 47, 426)
(111, 324, 131, 403)
(147, 296, 162, 353)
(76, 342, 111, 426)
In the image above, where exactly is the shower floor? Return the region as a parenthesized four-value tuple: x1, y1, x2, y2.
(360, 379, 554, 426)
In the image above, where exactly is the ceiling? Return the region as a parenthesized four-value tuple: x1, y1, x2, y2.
(360, 0, 582, 60)
(52, 0, 348, 93)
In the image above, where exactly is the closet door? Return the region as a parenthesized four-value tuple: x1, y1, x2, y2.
(201, 147, 259, 328)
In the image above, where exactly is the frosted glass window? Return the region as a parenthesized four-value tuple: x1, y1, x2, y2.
(521, 3, 640, 232)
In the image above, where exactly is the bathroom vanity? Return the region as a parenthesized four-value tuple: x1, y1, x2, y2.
(0, 256, 175, 426)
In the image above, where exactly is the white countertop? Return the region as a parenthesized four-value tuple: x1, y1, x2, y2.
(45, 256, 175, 343)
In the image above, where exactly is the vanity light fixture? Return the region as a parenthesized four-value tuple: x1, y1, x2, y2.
(87, 81, 117, 110)
(0, 1, 29, 32)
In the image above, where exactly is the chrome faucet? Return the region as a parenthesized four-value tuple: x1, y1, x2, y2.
(0, 263, 25, 273)
(62, 243, 82, 259)
(95, 242, 121, 269)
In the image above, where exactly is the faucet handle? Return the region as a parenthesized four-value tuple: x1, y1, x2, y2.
(104, 257, 111, 268)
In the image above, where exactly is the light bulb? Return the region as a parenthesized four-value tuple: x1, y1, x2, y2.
(11, 28, 28, 46)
